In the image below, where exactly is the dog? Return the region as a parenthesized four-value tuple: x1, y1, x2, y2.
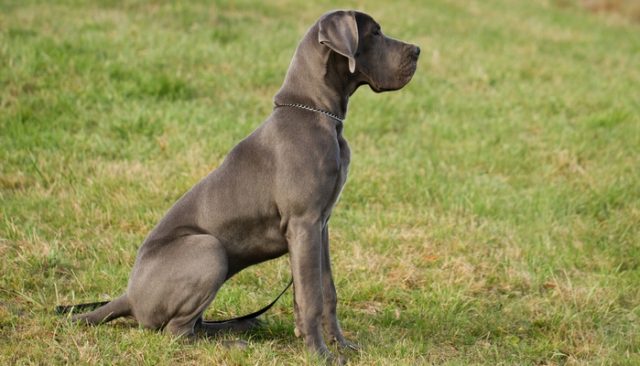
(64, 9, 419, 362)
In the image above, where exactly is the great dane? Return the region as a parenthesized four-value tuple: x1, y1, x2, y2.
(67, 9, 419, 361)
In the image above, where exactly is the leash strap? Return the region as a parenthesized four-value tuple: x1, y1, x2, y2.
(201, 278, 293, 324)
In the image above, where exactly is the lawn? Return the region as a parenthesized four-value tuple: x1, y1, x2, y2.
(1, 0, 639, 364)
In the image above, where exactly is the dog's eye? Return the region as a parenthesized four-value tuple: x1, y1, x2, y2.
(372, 29, 381, 36)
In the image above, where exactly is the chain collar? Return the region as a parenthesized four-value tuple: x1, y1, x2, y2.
(274, 103, 344, 123)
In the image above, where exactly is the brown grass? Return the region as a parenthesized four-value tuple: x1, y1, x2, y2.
(581, 0, 640, 22)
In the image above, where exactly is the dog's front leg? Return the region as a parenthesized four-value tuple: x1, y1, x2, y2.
(321, 226, 358, 351)
(288, 218, 332, 360)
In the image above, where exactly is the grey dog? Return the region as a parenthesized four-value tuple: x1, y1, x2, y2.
(68, 9, 419, 360)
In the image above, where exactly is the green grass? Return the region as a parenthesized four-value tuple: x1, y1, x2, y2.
(1, 0, 639, 364)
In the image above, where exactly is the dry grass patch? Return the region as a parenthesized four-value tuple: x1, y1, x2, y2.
(555, 0, 640, 22)
(581, 0, 640, 21)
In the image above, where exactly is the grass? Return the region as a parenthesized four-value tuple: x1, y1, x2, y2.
(1, 0, 639, 364)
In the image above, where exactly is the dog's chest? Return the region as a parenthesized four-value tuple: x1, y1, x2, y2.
(326, 135, 350, 216)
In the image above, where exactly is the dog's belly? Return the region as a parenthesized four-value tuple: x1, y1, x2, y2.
(218, 215, 288, 272)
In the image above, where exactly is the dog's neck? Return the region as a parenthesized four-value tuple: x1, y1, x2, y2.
(273, 24, 361, 121)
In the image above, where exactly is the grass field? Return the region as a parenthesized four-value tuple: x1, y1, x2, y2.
(1, 0, 639, 364)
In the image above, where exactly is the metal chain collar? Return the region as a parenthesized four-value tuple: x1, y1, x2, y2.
(274, 103, 345, 123)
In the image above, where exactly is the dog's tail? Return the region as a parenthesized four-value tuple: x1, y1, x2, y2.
(55, 300, 111, 315)
(57, 294, 132, 325)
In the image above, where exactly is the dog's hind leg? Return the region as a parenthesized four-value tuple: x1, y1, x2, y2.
(129, 234, 229, 338)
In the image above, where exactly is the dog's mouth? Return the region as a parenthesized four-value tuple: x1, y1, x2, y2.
(364, 47, 419, 93)
(401, 60, 418, 83)
(369, 59, 418, 93)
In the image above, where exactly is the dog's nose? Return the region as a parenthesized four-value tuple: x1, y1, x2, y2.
(409, 45, 420, 60)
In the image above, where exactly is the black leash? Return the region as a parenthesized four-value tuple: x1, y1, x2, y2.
(202, 278, 293, 324)
(55, 278, 294, 323)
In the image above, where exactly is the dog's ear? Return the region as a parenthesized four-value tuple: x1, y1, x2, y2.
(318, 10, 358, 73)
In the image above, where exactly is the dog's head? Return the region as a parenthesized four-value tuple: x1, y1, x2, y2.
(318, 10, 420, 93)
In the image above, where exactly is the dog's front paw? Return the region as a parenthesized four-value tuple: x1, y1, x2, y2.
(330, 335, 360, 352)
